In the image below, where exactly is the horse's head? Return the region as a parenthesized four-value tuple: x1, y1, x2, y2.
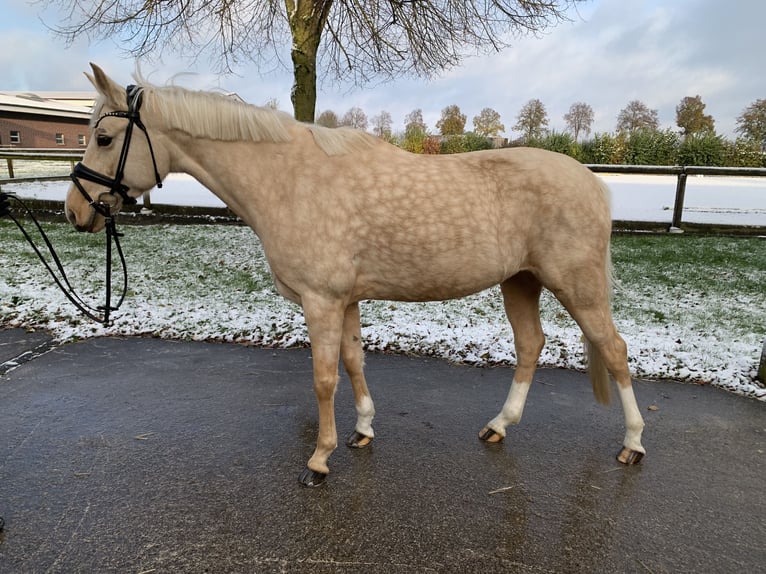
(66, 63, 167, 232)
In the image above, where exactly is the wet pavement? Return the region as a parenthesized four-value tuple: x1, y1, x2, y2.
(0, 328, 764, 573)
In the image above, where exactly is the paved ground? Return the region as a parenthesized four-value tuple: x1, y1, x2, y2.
(0, 328, 764, 573)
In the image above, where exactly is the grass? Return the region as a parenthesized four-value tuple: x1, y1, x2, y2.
(609, 235, 765, 335)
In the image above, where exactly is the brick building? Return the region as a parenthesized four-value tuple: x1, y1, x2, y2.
(0, 91, 94, 149)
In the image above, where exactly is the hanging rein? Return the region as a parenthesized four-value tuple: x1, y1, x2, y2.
(0, 84, 163, 326)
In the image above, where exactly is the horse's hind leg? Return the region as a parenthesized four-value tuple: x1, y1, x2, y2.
(551, 277, 646, 464)
(480, 272, 545, 443)
(341, 302, 375, 448)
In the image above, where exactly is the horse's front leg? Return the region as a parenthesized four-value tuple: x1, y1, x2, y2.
(298, 296, 346, 487)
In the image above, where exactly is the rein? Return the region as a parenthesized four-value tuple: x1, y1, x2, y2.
(0, 191, 127, 326)
(1, 84, 163, 326)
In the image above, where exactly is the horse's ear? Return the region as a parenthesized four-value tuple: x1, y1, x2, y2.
(87, 63, 124, 108)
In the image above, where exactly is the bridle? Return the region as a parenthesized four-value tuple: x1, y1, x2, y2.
(70, 84, 163, 217)
(0, 84, 165, 326)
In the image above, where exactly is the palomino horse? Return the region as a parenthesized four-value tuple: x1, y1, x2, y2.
(66, 64, 646, 486)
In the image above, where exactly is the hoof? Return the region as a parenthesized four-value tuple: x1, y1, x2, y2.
(298, 467, 328, 487)
(616, 446, 645, 465)
(479, 427, 504, 443)
(346, 430, 373, 449)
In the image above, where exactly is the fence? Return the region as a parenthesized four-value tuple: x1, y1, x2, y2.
(586, 164, 766, 230)
(3, 149, 766, 230)
(1, 149, 82, 180)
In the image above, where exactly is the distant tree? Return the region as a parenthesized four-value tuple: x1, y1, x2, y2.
(472, 108, 505, 137)
(371, 110, 394, 140)
(402, 109, 428, 153)
(514, 99, 549, 142)
(676, 95, 715, 137)
(616, 100, 659, 134)
(340, 106, 369, 130)
(735, 99, 766, 148)
(316, 110, 339, 128)
(563, 102, 594, 141)
(404, 109, 428, 136)
(264, 98, 280, 110)
(436, 105, 467, 136)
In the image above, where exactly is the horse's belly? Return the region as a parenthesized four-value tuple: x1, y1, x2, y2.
(352, 249, 511, 302)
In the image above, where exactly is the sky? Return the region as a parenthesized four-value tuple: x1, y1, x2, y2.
(0, 0, 763, 138)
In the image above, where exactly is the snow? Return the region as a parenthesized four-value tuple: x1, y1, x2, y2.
(1, 175, 765, 402)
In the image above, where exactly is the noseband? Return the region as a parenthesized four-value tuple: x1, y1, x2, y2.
(70, 84, 163, 217)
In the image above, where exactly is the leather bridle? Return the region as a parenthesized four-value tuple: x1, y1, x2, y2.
(70, 84, 163, 217)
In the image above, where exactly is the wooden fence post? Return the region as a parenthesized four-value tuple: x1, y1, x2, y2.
(670, 170, 688, 231)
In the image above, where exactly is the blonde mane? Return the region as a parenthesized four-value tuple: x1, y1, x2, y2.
(93, 77, 380, 157)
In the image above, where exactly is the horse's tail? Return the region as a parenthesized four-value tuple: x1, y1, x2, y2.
(586, 177, 614, 405)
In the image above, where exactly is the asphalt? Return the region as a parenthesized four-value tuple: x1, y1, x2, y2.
(0, 328, 764, 574)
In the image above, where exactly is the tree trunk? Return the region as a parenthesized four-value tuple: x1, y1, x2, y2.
(290, 41, 319, 123)
(286, 0, 332, 123)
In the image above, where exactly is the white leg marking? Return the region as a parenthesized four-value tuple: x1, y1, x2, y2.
(355, 395, 375, 438)
(618, 385, 646, 453)
(488, 380, 531, 437)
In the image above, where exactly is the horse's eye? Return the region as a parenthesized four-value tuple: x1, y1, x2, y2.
(96, 134, 113, 147)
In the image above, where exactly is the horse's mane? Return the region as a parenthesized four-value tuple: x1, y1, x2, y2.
(93, 76, 379, 157)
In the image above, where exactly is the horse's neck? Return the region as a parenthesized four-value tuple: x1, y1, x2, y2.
(164, 132, 294, 230)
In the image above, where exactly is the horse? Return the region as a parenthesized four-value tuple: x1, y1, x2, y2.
(65, 64, 646, 486)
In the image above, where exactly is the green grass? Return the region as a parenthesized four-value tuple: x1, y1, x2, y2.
(609, 234, 765, 335)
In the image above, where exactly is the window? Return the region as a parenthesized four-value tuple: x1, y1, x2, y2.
(78, 134, 86, 146)
(55, 133, 65, 145)
(10, 130, 20, 144)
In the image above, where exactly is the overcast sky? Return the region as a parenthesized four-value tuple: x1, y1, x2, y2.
(1, 0, 762, 138)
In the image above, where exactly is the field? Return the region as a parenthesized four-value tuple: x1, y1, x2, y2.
(1, 219, 764, 400)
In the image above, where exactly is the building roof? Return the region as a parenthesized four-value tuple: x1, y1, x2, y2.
(0, 92, 93, 120)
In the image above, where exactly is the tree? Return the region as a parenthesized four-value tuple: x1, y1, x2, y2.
(340, 107, 368, 130)
(676, 95, 715, 137)
(404, 109, 427, 136)
(402, 109, 428, 153)
(47, 0, 583, 122)
(514, 99, 548, 142)
(436, 105, 467, 136)
(316, 109, 339, 128)
(616, 100, 659, 134)
(563, 102, 594, 141)
(371, 111, 393, 140)
(473, 108, 505, 137)
(735, 99, 766, 147)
